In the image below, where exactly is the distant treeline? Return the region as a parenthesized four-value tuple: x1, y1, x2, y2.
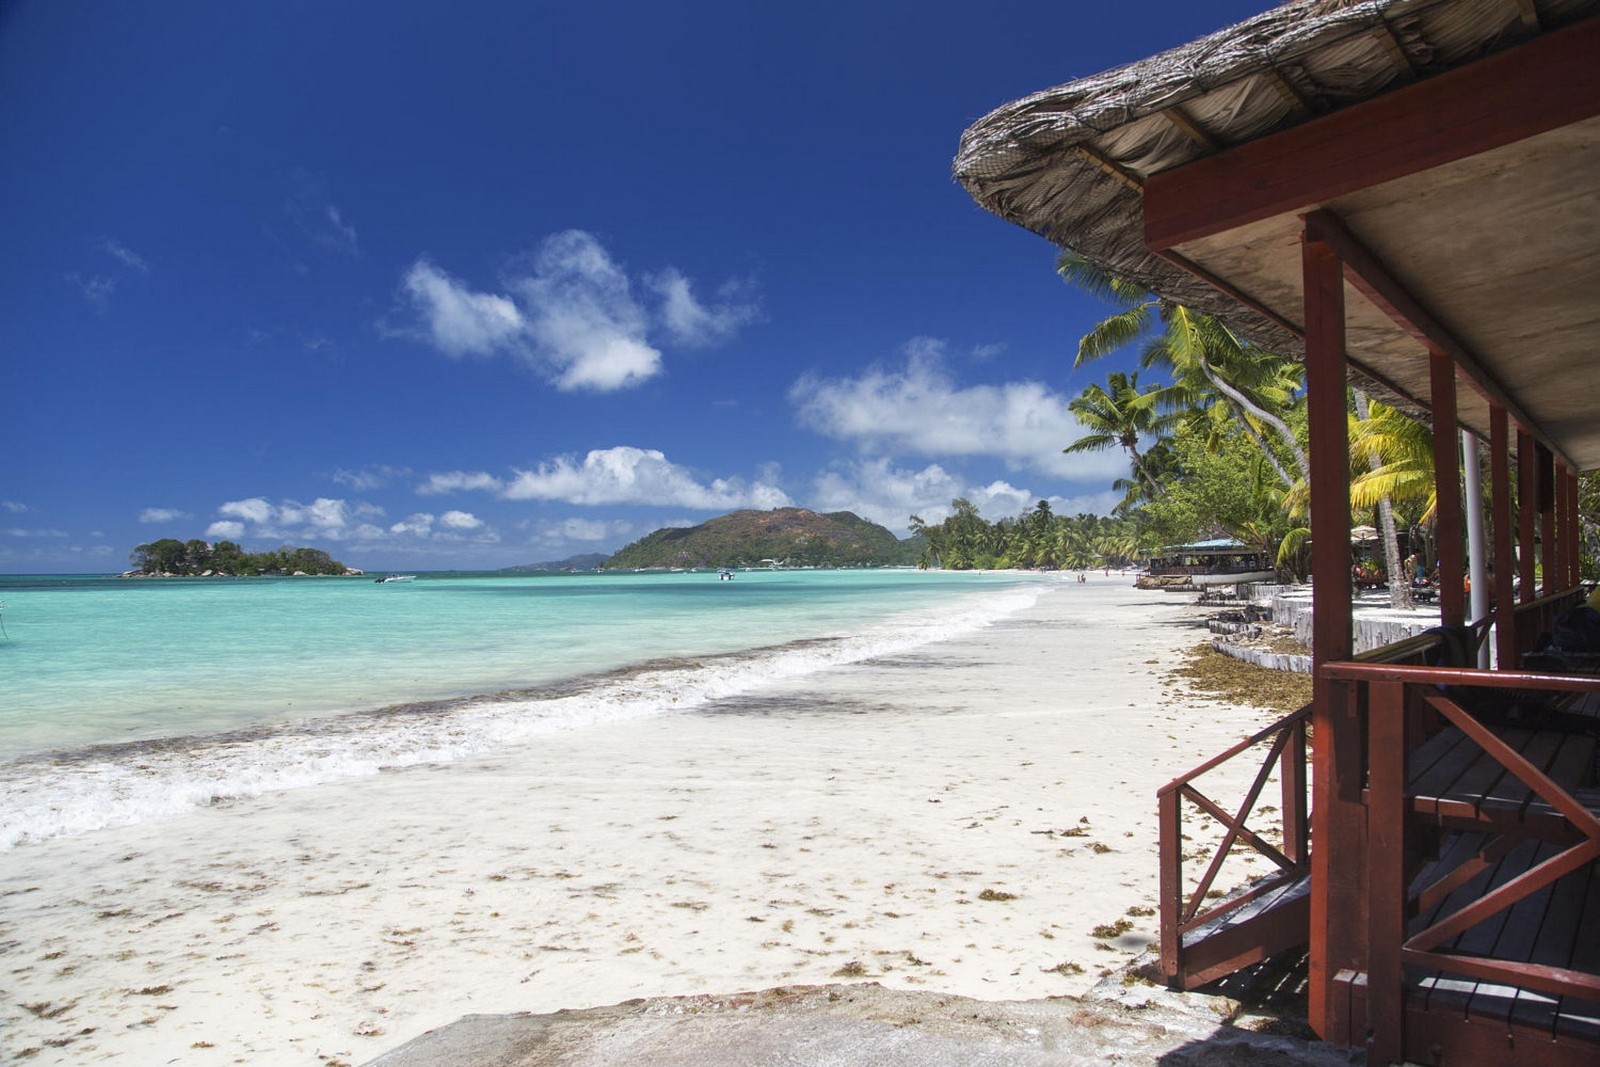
(908, 500, 1146, 571)
(129, 538, 353, 577)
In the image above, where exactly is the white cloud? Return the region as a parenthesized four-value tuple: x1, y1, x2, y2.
(66, 272, 116, 311)
(526, 516, 639, 548)
(789, 341, 1125, 480)
(4, 527, 69, 538)
(647, 268, 760, 347)
(551, 517, 612, 541)
(2, 501, 30, 514)
(278, 497, 351, 531)
(286, 170, 360, 257)
(402, 260, 524, 357)
(331, 465, 411, 492)
(807, 460, 1057, 533)
(438, 510, 482, 530)
(390, 513, 435, 536)
(499, 446, 792, 510)
(210, 496, 381, 542)
(507, 230, 660, 391)
(99, 238, 150, 272)
(397, 230, 757, 392)
(218, 497, 274, 524)
(417, 470, 505, 496)
(139, 507, 190, 523)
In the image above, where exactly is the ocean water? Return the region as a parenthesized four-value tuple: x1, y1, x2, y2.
(0, 569, 1050, 847)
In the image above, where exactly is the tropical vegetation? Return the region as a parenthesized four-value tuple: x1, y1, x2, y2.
(128, 538, 354, 577)
(907, 500, 1145, 571)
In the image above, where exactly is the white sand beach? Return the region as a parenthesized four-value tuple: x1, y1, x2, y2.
(1, 577, 1288, 1065)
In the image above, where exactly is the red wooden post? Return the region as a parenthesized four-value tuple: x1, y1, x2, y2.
(1430, 349, 1465, 627)
(1517, 429, 1536, 605)
(1568, 467, 1583, 588)
(1554, 462, 1570, 588)
(1280, 714, 1307, 865)
(1490, 406, 1517, 667)
(1365, 679, 1408, 1065)
(1158, 787, 1182, 983)
(1538, 444, 1556, 597)
(1302, 220, 1359, 1039)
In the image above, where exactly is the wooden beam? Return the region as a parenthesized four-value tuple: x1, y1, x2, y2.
(1372, 22, 1419, 80)
(1491, 406, 1518, 667)
(1143, 18, 1600, 250)
(1300, 209, 1574, 469)
(1260, 67, 1310, 118)
(1164, 106, 1219, 153)
(1431, 349, 1465, 627)
(1072, 144, 1144, 195)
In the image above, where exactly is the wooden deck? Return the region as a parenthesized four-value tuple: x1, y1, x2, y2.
(1402, 725, 1598, 838)
(1343, 665, 1600, 1065)
(1406, 833, 1600, 1049)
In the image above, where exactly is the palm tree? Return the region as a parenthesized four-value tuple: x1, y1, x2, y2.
(1349, 400, 1437, 520)
(1059, 251, 1307, 490)
(1064, 370, 1174, 499)
(1352, 389, 1412, 608)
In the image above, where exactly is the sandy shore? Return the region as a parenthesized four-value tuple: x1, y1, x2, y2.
(0, 576, 1288, 1065)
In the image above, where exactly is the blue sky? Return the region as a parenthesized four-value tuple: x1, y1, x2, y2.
(2, 1, 1272, 572)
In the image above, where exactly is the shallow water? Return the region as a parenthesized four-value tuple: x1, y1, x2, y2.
(0, 569, 1050, 846)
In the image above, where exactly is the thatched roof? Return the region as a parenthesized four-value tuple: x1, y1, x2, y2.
(955, 0, 1600, 466)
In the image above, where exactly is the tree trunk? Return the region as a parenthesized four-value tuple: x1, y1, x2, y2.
(1198, 356, 1310, 484)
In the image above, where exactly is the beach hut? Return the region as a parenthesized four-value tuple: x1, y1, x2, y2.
(1145, 538, 1276, 584)
(956, 1, 1600, 1062)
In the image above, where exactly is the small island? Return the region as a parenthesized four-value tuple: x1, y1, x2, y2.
(124, 538, 360, 577)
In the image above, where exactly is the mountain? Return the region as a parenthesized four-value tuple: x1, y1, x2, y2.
(501, 553, 610, 573)
(603, 509, 917, 569)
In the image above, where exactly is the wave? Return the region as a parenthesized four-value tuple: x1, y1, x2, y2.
(0, 582, 1049, 848)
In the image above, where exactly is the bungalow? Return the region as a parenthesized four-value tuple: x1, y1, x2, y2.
(957, 1, 1600, 1063)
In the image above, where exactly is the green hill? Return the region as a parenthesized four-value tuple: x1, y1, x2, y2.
(603, 509, 917, 569)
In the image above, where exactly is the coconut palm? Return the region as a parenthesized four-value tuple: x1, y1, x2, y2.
(1059, 251, 1307, 490)
(1352, 390, 1412, 608)
(1064, 370, 1174, 499)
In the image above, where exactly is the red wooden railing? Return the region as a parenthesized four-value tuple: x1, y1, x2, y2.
(1321, 661, 1600, 1065)
(1157, 701, 1310, 987)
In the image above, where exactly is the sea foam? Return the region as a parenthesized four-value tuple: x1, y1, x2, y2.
(0, 582, 1048, 848)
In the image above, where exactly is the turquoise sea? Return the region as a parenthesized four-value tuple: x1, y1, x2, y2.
(0, 569, 1049, 847)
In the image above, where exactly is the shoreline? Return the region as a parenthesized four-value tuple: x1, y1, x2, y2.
(0, 576, 1287, 1065)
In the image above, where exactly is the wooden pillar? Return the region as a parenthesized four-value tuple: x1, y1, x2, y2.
(1302, 223, 1360, 1039)
(1538, 444, 1556, 596)
(1490, 406, 1517, 667)
(1517, 430, 1536, 604)
(1554, 462, 1570, 588)
(1365, 680, 1408, 1066)
(1430, 349, 1465, 627)
(1567, 467, 1583, 588)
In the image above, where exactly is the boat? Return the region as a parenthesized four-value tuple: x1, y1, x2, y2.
(375, 574, 417, 584)
(718, 569, 735, 581)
